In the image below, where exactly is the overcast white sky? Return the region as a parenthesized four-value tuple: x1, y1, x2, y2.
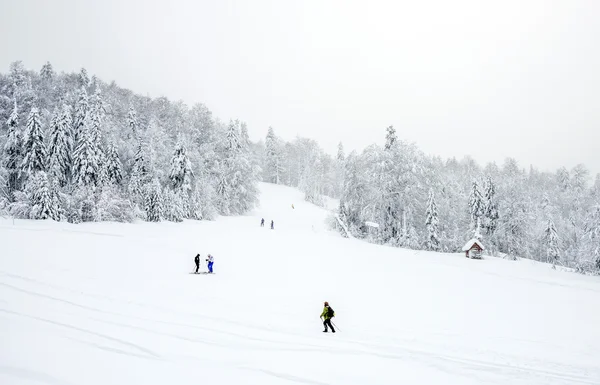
(1, 0, 599, 174)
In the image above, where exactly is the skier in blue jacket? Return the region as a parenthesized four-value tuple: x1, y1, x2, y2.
(206, 254, 214, 273)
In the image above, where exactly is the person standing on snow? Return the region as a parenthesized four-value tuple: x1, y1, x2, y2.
(206, 254, 214, 273)
(271, 220, 274, 230)
(320, 301, 335, 333)
(194, 254, 200, 274)
(261, 218, 265, 227)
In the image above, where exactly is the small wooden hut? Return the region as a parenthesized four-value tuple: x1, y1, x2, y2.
(462, 239, 484, 259)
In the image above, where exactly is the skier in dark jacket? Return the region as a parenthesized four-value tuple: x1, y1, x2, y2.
(320, 301, 335, 333)
(261, 218, 265, 227)
(271, 220, 274, 230)
(194, 254, 200, 273)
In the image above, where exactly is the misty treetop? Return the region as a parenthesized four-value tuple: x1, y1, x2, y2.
(0, 61, 259, 224)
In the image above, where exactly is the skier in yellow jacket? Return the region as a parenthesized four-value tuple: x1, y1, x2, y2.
(320, 301, 335, 333)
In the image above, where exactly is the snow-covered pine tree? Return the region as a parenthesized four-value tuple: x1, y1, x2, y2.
(95, 185, 133, 222)
(129, 141, 151, 198)
(544, 219, 560, 265)
(301, 152, 325, 206)
(73, 87, 89, 144)
(40, 61, 54, 81)
(571, 164, 589, 192)
(384, 125, 397, 151)
(89, 87, 108, 186)
(592, 174, 600, 201)
(9, 61, 27, 89)
(145, 181, 163, 222)
(336, 142, 345, 161)
(169, 143, 193, 191)
(469, 180, 484, 235)
(162, 187, 185, 222)
(79, 68, 90, 88)
(72, 119, 100, 187)
(105, 142, 123, 185)
(222, 120, 258, 214)
(3, 101, 22, 195)
(264, 127, 284, 184)
(240, 122, 250, 152)
(128, 105, 139, 139)
(47, 105, 73, 186)
(21, 107, 47, 175)
(425, 189, 440, 251)
(89, 86, 105, 145)
(403, 223, 420, 250)
(332, 142, 345, 198)
(583, 206, 600, 272)
(483, 176, 499, 236)
(28, 171, 61, 221)
(557, 167, 570, 191)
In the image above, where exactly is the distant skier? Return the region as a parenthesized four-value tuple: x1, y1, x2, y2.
(320, 301, 335, 333)
(206, 254, 214, 274)
(261, 218, 265, 227)
(194, 254, 200, 274)
(292, 204, 294, 209)
(271, 220, 274, 230)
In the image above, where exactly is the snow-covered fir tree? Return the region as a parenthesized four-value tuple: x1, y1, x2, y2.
(72, 119, 100, 187)
(264, 127, 284, 184)
(162, 187, 185, 222)
(384, 125, 397, 150)
(557, 167, 571, 191)
(128, 105, 139, 138)
(79, 68, 90, 88)
(73, 87, 89, 144)
(145, 181, 163, 222)
(483, 176, 499, 236)
(105, 142, 123, 185)
(336, 142, 345, 161)
(47, 105, 73, 186)
(129, 141, 151, 199)
(220, 120, 258, 214)
(240, 122, 250, 152)
(3, 101, 22, 195)
(27, 171, 61, 221)
(583, 206, 600, 272)
(95, 185, 133, 222)
(89, 86, 105, 145)
(21, 107, 47, 175)
(169, 143, 193, 191)
(469, 181, 484, 235)
(544, 219, 560, 265)
(425, 189, 440, 251)
(40, 61, 54, 81)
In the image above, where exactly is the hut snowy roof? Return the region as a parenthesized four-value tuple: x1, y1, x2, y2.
(462, 238, 485, 251)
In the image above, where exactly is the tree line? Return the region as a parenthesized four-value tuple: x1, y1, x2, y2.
(2, 61, 599, 274)
(0, 61, 259, 223)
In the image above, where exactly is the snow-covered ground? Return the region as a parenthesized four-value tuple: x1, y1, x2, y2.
(1, 182, 600, 385)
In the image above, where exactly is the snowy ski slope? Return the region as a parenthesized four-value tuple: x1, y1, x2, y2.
(1, 182, 600, 385)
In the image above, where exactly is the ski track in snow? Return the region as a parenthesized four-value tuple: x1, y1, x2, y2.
(1, 182, 600, 385)
(0, 365, 77, 385)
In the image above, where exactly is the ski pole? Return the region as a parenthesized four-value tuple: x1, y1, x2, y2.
(332, 321, 340, 332)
